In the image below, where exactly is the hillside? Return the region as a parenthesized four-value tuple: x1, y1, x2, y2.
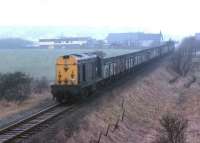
(25, 58, 200, 143)
(0, 38, 33, 49)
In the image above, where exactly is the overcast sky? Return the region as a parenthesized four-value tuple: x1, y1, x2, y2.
(0, 0, 199, 39)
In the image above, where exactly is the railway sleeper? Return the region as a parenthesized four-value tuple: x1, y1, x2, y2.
(0, 135, 15, 138)
(20, 124, 37, 128)
(2, 131, 20, 134)
(7, 129, 27, 132)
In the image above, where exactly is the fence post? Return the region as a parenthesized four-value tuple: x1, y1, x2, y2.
(97, 131, 102, 143)
(121, 108, 125, 121)
(105, 124, 110, 136)
(121, 98, 125, 109)
(112, 119, 120, 132)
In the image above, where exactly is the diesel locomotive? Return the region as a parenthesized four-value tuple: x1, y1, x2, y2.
(51, 41, 174, 103)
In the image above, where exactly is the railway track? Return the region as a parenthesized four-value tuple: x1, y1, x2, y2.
(0, 103, 75, 143)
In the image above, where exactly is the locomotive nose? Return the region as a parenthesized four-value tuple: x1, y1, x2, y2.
(56, 56, 78, 85)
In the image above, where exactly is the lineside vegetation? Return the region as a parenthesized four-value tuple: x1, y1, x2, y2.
(0, 72, 49, 102)
(153, 113, 188, 143)
(170, 37, 199, 76)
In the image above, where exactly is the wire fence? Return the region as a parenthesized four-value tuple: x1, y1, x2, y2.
(90, 97, 126, 143)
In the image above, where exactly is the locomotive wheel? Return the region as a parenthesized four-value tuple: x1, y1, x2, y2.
(87, 85, 96, 95)
(56, 96, 64, 103)
(56, 96, 62, 103)
(80, 88, 89, 96)
(84, 89, 89, 96)
(55, 94, 68, 103)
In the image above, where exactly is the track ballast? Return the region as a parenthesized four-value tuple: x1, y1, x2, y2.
(0, 103, 75, 143)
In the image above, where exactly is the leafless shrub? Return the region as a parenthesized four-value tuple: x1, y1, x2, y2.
(153, 113, 188, 143)
(0, 72, 32, 101)
(0, 72, 50, 101)
(169, 76, 179, 84)
(31, 76, 49, 94)
(170, 37, 199, 76)
(184, 75, 196, 88)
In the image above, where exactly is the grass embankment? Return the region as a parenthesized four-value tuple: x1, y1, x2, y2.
(24, 58, 200, 143)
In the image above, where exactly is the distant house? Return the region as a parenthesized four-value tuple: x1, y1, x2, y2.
(39, 37, 93, 49)
(195, 33, 200, 41)
(106, 32, 163, 48)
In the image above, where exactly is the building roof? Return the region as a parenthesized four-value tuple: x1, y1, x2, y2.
(39, 37, 91, 43)
(107, 32, 163, 43)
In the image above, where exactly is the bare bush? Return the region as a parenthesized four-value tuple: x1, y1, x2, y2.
(31, 76, 49, 94)
(170, 37, 199, 76)
(0, 72, 49, 102)
(0, 72, 32, 101)
(184, 75, 196, 88)
(154, 113, 188, 143)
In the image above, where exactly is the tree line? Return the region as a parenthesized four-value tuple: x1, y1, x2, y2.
(170, 36, 200, 76)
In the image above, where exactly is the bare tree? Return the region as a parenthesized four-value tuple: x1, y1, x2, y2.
(170, 37, 199, 76)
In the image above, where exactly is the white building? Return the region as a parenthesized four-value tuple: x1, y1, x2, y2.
(39, 37, 92, 49)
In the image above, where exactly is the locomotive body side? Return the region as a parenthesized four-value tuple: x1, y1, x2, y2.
(100, 42, 174, 81)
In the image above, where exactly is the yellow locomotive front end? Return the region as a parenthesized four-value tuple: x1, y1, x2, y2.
(51, 55, 80, 102)
(51, 52, 100, 103)
(56, 55, 78, 85)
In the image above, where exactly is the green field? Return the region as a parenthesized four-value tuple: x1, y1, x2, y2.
(0, 48, 138, 81)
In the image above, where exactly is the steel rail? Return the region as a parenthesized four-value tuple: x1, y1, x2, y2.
(0, 103, 74, 143)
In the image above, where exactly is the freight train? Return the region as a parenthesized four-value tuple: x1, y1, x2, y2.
(51, 41, 174, 103)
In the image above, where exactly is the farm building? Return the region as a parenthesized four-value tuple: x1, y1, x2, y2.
(106, 32, 163, 48)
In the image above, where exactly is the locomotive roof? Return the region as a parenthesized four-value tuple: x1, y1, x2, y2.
(98, 43, 170, 58)
(102, 49, 141, 58)
(62, 42, 170, 60)
(71, 53, 97, 60)
(64, 48, 148, 60)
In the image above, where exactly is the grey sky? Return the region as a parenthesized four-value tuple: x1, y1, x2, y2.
(0, 0, 199, 39)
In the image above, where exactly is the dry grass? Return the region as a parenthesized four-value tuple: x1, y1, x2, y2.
(69, 66, 200, 143)
(62, 65, 179, 143)
(0, 91, 51, 119)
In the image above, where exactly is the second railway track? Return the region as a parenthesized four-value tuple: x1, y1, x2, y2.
(0, 103, 76, 143)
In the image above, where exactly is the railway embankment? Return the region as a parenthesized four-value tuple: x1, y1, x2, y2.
(22, 57, 200, 143)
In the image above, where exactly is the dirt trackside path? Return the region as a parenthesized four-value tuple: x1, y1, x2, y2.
(24, 58, 200, 143)
(0, 92, 55, 129)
